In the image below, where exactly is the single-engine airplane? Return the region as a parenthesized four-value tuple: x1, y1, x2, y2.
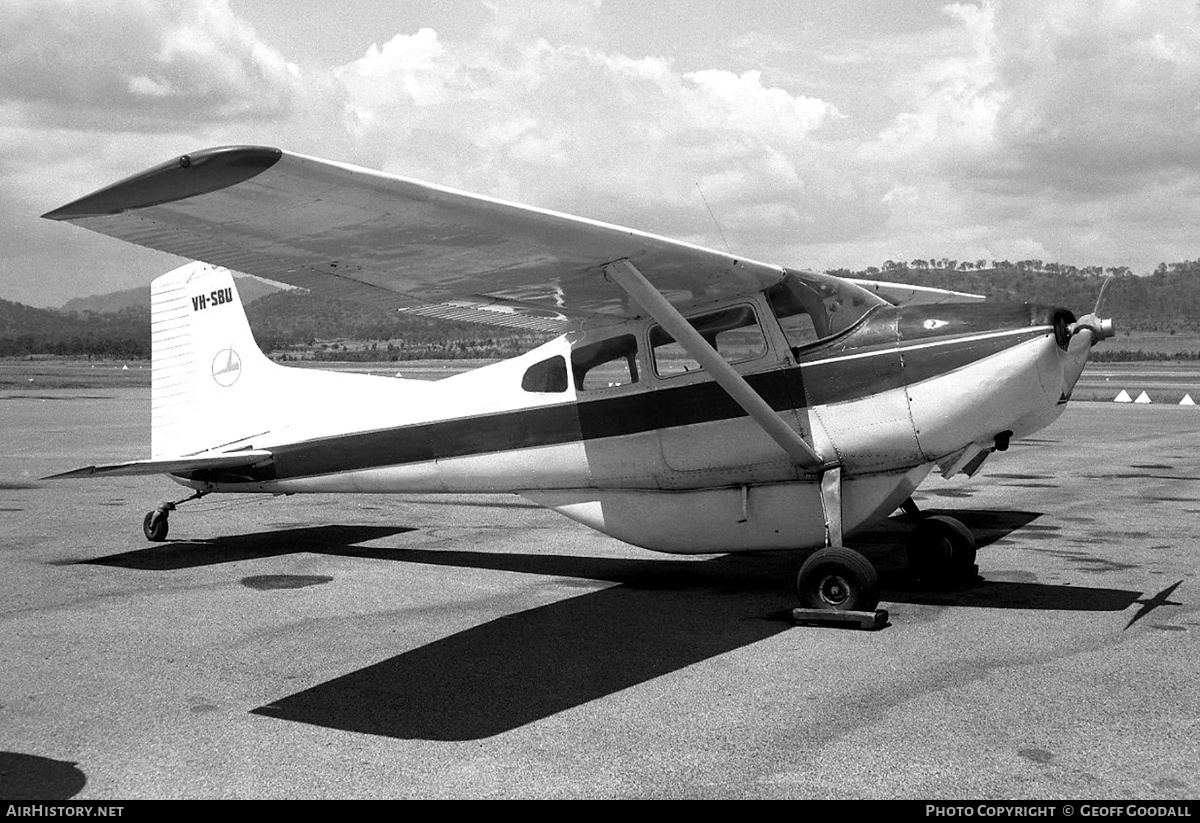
(43, 146, 1114, 616)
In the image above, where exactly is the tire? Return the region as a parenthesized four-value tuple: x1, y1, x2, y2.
(143, 511, 169, 542)
(907, 514, 976, 585)
(796, 546, 880, 612)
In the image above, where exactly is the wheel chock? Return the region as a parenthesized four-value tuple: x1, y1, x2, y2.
(791, 607, 889, 630)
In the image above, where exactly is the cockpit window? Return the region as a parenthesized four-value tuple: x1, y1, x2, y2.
(649, 304, 767, 377)
(521, 355, 568, 393)
(571, 335, 639, 391)
(767, 271, 886, 352)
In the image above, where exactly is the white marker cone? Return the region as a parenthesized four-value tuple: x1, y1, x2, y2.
(1181, 394, 1195, 406)
(1113, 390, 1132, 403)
(1134, 391, 1152, 404)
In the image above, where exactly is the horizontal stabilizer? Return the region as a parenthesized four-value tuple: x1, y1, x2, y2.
(43, 450, 273, 480)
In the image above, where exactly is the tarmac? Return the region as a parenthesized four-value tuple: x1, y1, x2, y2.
(0, 388, 1196, 799)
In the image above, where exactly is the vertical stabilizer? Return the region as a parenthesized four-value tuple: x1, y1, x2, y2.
(151, 262, 280, 458)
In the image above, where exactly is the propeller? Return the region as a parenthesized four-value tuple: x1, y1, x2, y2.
(1069, 276, 1115, 343)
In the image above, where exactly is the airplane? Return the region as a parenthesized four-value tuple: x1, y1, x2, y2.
(42, 145, 1114, 620)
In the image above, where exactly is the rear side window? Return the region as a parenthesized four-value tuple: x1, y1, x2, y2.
(650, 305, 766, 377)
(571, 335, 639, 391)
(521, 356, 568, 393)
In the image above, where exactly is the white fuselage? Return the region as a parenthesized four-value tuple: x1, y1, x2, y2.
(165, 274, 1084, 554)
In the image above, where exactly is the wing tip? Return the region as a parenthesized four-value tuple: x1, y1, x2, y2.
(43, 145, 284, 221)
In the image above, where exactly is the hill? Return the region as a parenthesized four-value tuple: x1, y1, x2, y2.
(245, 291, 551, 360)
(10, 259, 1200, 360)
(0, 298, 149, 358)
(59, 275, 283, 313)
(0, 289, 550, 361)
(830, 261, 1200, 333)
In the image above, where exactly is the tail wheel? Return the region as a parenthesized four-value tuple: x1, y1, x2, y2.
(796, 546, 880, 612)
(907, 514, 976, 585)
(142, 511, 169, 542)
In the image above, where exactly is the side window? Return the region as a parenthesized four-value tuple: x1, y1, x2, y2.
(650, 305, 766, 377)
(521, 355, 568, 393)
(766, 279, 822, 351)
(571, 335, 639, 391)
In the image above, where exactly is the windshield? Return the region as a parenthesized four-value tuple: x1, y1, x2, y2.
(766, 270, 887, 349)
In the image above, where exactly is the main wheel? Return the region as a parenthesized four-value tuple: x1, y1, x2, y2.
(142, 511, 169, 542)
(796, 546, 880, 612)
(907, 514, 976, 586)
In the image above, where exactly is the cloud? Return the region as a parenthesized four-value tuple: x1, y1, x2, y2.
(829, 0, 1200, 273)
(329, 25, 851, 259)
(0, 0, 304, 130)
(12, 0, 1200, 307)
(871, 0, 1200, 194)
(990, 0, 1200, 191)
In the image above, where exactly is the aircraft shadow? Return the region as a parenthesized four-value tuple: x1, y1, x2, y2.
(72, 507, 1142, 740)
(80, 525, 415, 570)
(250, 508, 1141, 741)
(0, 752, 86, 800)
(858, 509, 1139, 610)
(254, 552, 797, 741)
(853, 507, 1044, 556)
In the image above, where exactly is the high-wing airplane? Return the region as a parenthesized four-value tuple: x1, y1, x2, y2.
(42, 146, 1113, 618)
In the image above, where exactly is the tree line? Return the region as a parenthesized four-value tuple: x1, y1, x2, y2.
(0, 292, 550, 360)
(0, 302, 150, 358)
(828, 260, 1200, 333)
(12, 258, 1200, 358)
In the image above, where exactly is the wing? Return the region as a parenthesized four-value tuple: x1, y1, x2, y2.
(44, 146, 787, 331)
(847, 278, 986, 306)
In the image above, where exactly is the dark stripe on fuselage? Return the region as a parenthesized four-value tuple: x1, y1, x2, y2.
(185, 307, 1055, 484)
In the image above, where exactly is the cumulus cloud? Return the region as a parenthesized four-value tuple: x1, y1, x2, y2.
(868, 2, 1004, 167)
(12, 0, 1200, 307)
(329, 25, 850, 257)
(871, 0, 1200, 194)
(828, 0, 1200, 273)
(0, 0, 304, 130)
(990, 0, 1200, 190)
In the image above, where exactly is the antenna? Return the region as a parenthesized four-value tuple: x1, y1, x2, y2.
(695, 182, 732, 254)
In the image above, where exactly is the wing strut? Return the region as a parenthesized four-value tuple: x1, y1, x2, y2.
(603, 259, 828, 473)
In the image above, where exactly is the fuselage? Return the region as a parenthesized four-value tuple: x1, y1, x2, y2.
(167, 269, 1091, 554)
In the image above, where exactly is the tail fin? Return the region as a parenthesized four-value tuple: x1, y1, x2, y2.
(151, 262, 284, 458)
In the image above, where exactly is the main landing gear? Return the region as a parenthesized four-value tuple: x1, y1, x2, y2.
(792, 476, 980, 629)
(792, 466, 888, 629)
(900, 497, 978, 586)
(795, 545, 879, 613)
(141, 490, 208, 542)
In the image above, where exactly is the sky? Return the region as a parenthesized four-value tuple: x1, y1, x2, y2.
(4, 0, 1200, 307)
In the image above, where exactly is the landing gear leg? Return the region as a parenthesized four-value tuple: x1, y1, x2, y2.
(141, 490, 208, 542)
(793, 466, 888, 629)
